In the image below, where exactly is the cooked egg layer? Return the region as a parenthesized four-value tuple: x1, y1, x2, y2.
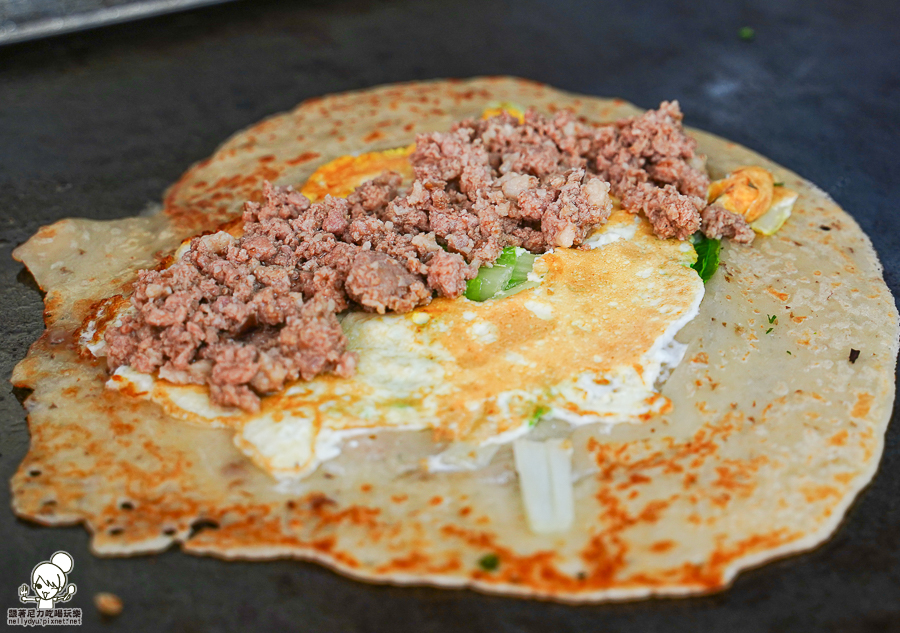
(91, 144, 704, 480)
(104, 205, 702, 480)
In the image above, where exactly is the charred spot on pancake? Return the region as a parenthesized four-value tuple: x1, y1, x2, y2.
(188, 519, 220, 539)
(308, 493, 337, 512)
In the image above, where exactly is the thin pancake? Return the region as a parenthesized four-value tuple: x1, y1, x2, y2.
(10, 77, 899, 602)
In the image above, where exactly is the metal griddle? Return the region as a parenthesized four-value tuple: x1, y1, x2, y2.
(0, 0, 237, 45)
(1, 1, 899, 630)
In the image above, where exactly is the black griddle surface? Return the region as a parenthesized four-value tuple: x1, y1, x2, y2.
(2, 1, 899, 631)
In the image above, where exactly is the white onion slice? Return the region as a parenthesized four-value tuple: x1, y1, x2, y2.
(513, 438, 574, 533)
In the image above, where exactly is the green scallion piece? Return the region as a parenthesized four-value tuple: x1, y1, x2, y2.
(465, 246, 538, 301)
(465, 261, 513, 301)
(478, 553, 500, 571)
(505, 249, 538, 290)
(529, 406, 549, 427)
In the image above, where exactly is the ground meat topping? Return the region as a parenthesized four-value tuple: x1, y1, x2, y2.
(592, 101, 710, 240)
(409, 110, 613, 261)
(106, 103, 743, 412)
(700, 203, 755, 244)
(345, 251, 431, 313)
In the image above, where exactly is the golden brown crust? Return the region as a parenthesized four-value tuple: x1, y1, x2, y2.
(10, 77, 899, 602)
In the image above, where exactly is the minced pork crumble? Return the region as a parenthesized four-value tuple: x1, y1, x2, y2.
(107, 102, 752, 411)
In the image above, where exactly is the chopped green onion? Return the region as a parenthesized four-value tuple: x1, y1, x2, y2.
(513, 438, 574, 534)
(478, 553, 500, 571)
(495, 246, 519, 267)
(529, 406, 549, 427)
(691, 234, 721, 283)
(465, 246, 538, 301)
(488, 281, 540, 301)
(739, 26, 755, 41)
(465, 261, 513, 301)
(505, 249, 538, 290)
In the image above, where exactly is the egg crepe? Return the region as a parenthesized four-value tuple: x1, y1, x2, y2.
(10, 77, 899, 601)
(102, 205, 702, 481)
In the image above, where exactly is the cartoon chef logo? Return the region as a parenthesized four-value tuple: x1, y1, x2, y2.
(18, 551, 77, 610)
